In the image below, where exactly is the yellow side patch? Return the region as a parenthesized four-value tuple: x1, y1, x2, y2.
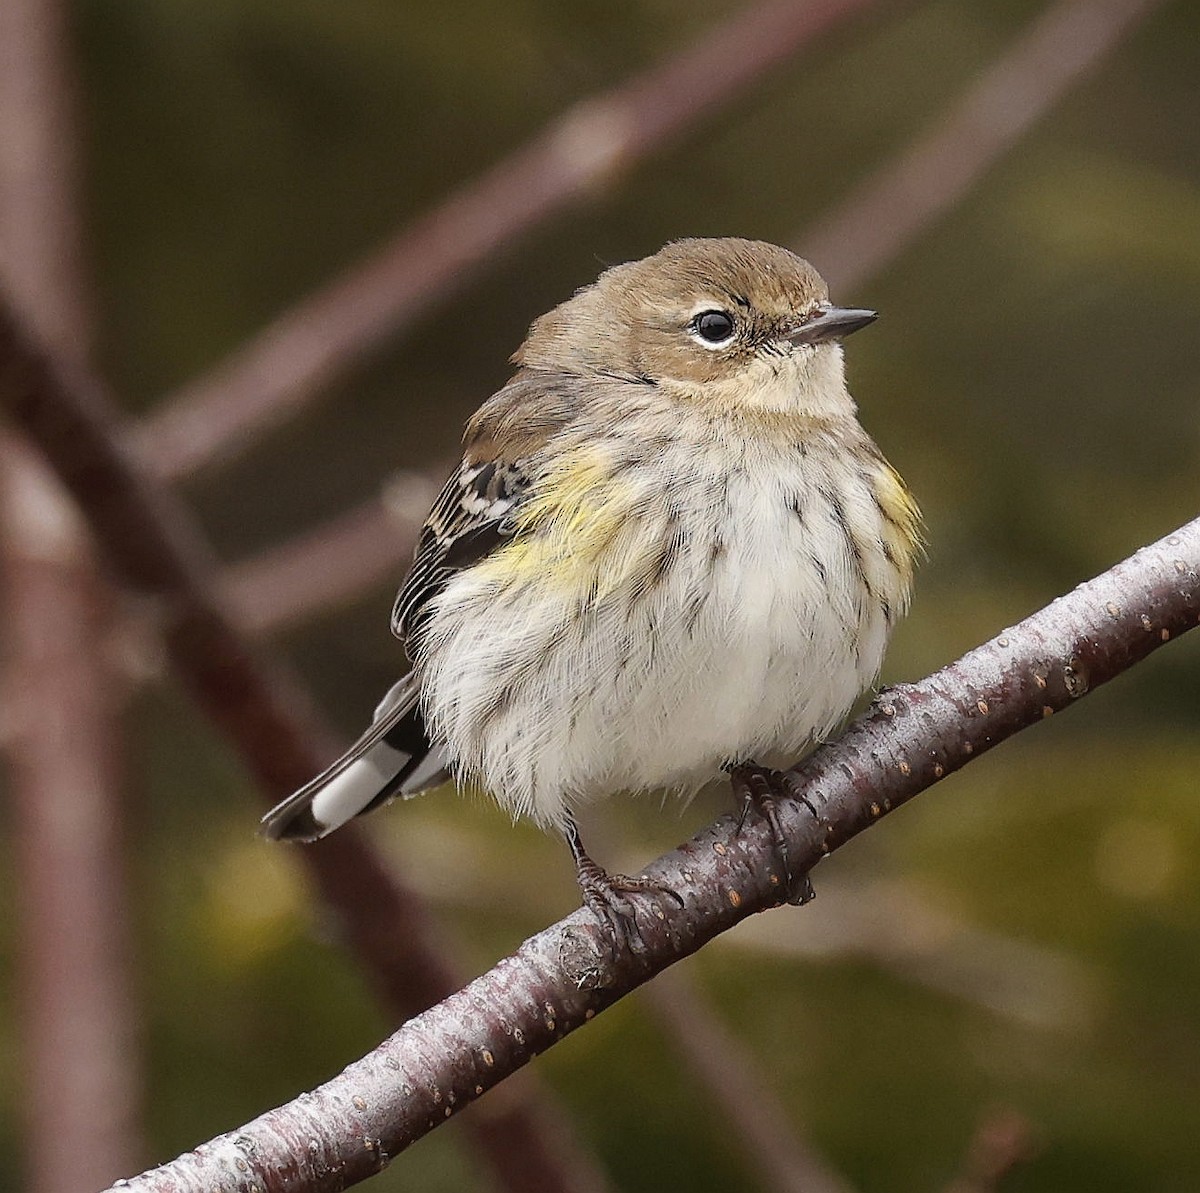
(473, 447, 635, 594)
(875, 462, 924, 584)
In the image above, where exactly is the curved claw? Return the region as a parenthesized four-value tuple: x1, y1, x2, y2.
(730, 764, 815, 906)
(565, 815, 683, 951)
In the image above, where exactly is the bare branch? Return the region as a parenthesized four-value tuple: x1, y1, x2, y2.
(132, 0, 884, 481)
(798, 0, 1165, 291)
(0, 0, 93, 360)
(942, 1107, 1036, 1193)
(221, 472, 438, 634)
(0, 435, 143, 1192)
(100, 512, 1200, 1190)
(0, 2, 145, 1187)
(727, 876, 1099, 1032)
(644, 968, 855, 1193)
(0, 289, 610, 1193)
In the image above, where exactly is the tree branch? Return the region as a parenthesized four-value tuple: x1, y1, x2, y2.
(725, 875, 1097, 1031)
(799, 0, 1165, 290)
(0, 435, 143, 1191)
(221, 472, 438, 634)
(132, 0, 884, 480)
(0, 1, 146, 1185)
(101, 512, 1200, 1191)
(0, 286, 609, 1193)
(942, 1107, 1035, 1193)
(0, 0, 93, 361)
(643, 968, 855, 1193)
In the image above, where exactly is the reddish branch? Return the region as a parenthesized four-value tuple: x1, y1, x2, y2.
(133, 0, 883, 480)
(0, 0, 93, 361)
(100, 512, 1200, 1191)
(0, 1, 145, 1187)
(221, 473, 439, 634)
(943, 1108, 1036, 1193)
(0, 437, 143, 1193)
(0, 302, 607, 1192)
(800, 0, 1165, 290)
(644, 968, 854, 1193)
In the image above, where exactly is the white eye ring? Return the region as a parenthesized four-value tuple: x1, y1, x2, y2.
(688, 306, 737, 350)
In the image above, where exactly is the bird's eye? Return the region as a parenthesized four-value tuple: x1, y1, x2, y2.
(690, 309, 736, 347)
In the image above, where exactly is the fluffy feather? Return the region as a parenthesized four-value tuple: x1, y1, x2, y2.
(260, 237, 920, 847)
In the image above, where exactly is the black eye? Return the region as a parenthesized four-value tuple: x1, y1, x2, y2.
(692, 309, 735, 344)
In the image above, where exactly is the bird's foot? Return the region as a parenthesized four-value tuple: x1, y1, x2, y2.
(730, 764, 815, 906)
(565, 816, 683, 953)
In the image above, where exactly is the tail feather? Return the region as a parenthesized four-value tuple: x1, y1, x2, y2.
(260, 675, 448, 842)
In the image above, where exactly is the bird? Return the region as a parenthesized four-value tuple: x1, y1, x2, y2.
(261, 237, 921, 933)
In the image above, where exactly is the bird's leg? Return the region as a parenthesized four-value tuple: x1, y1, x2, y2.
(729, 764, 815, 906)
(564, 813, 682, 951)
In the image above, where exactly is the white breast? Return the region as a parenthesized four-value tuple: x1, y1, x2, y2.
(418, 436, 897, 830)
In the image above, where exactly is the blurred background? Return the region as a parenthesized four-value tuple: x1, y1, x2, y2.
(1, 0, 1199, 1190)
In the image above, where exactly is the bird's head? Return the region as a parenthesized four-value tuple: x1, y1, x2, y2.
(513, 237, 876, 417)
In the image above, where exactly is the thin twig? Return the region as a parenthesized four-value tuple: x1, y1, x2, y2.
(221, 472, 438, 634)
(942, 1107, 1036, 1193)
(0, 0, 93, 361)
(133, 0, 884, 480)
(644, 968, 855, 1193)
(726, 876, 1098, 1032)
(100, 511, 1200, 1191)
(0, 300, 610, 1193)
(798, 0, 1166, 290)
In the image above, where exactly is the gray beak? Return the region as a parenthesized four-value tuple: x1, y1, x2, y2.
(784, 305, 878, 346)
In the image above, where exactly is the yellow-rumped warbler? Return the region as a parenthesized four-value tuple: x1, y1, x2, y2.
(262, 238, 921, 925)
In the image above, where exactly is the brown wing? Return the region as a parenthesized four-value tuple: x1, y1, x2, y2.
(390, 456, 531, 651)
(390, 371, 582, 653)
